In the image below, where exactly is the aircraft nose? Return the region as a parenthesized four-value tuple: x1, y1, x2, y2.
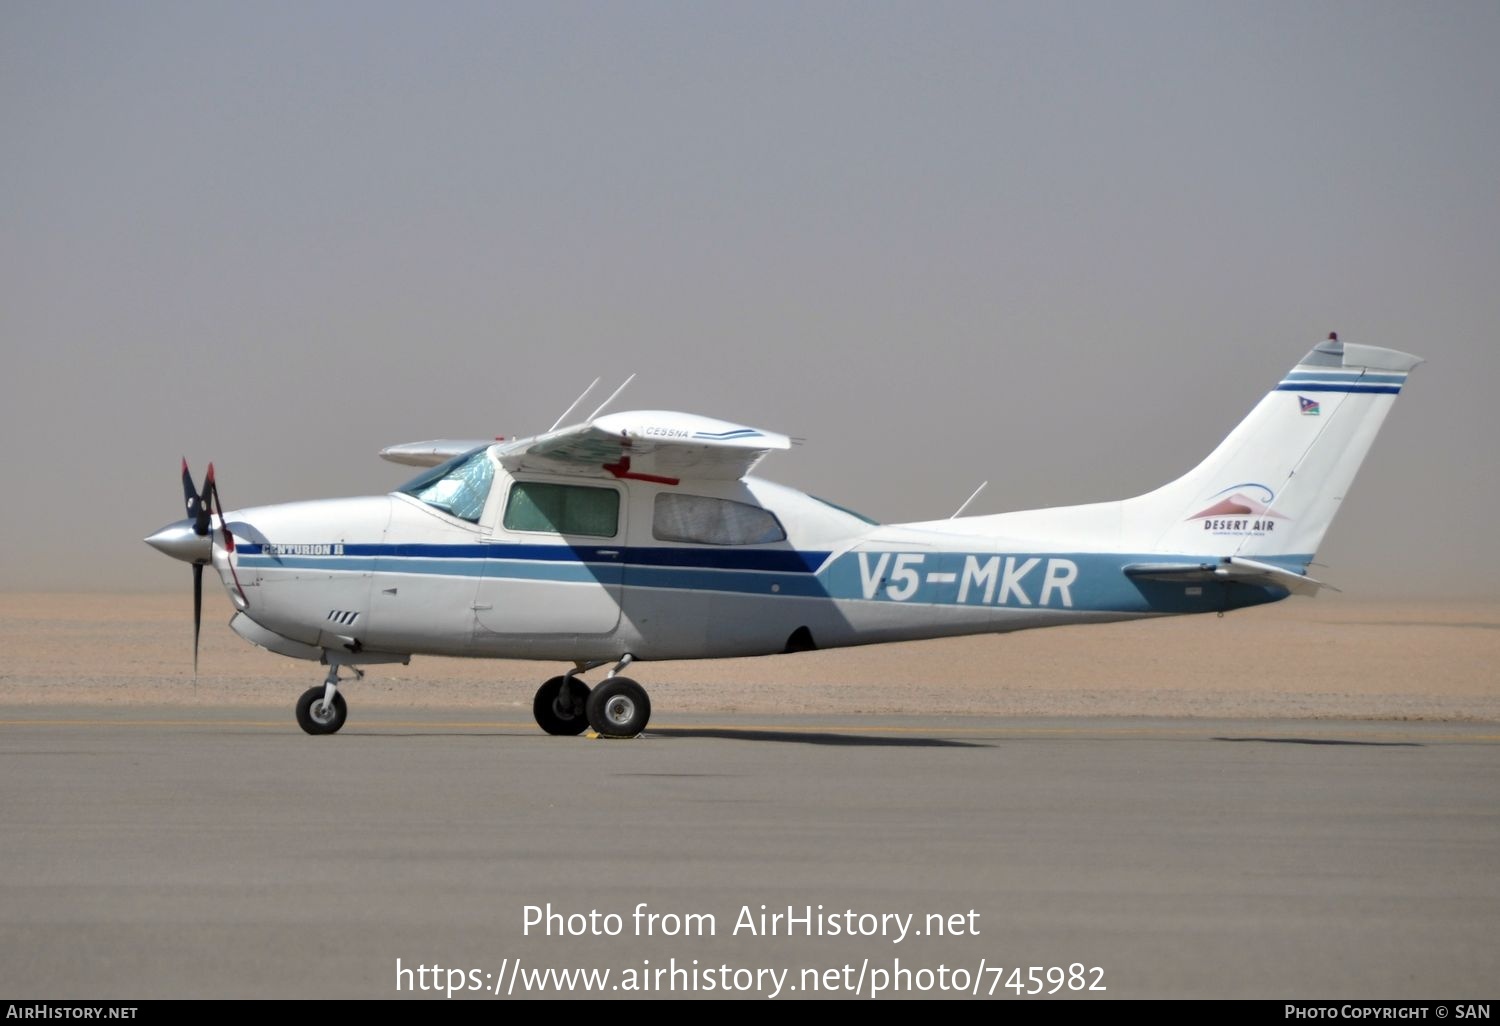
(144, 519, 213, 564)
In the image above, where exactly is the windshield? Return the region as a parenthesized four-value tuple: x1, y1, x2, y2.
(396, 446, 495, 522)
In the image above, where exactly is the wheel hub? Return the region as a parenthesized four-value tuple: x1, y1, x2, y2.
(604, 696, 635, 725)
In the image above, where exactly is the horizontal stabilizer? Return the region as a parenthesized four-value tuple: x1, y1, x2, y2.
(1124, 557, 1335, 597)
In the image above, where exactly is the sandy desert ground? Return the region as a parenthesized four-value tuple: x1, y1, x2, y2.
(1, 592, 1495, 721)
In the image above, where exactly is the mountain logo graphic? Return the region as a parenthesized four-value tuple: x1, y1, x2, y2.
(1187, 483, 1289, 522)
(1299, 396, 1321, 416)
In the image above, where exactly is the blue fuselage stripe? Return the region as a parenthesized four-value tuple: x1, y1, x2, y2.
(1283, 371, 1407, 383)
(232, 546, 1317, 613)
(237, 543, 828, 573)
(1275, 383, 1402, 395)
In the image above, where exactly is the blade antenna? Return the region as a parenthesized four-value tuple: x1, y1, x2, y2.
(585, 373, 636, 422)
(950, 481, 988, 519)
(548, 377, 601, 432)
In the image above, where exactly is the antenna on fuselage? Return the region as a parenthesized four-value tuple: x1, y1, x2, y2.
(549, 378, 602, 432)
(585, 373, 636, 422)
(950, 480, 988, 519)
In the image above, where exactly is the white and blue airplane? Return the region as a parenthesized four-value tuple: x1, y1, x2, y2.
(146, 334, 1419, 738)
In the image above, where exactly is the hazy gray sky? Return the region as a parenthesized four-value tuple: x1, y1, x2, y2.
(3, 1, 1497, 598)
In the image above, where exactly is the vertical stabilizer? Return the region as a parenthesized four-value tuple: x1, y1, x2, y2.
(1133, 335, 1421, 563)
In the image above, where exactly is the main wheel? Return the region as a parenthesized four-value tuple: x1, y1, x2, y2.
(296, 687, 347, 735)
(585, 677, 651, 738)
(533, 676, 591, 736)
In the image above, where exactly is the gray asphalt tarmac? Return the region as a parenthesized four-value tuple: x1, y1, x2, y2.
(2, 706, 1496, 999)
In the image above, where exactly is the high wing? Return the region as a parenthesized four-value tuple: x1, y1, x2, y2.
(496, 410, 791, 483)
(379, 439, 495, 468)
(1123, 557, 1337, 597)
(379, 411, 792, 482)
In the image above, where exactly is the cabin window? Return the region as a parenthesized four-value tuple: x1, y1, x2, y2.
(397, 447, 494, 523)
(504, 482, 620, 538)
(652, 494, 786, 546)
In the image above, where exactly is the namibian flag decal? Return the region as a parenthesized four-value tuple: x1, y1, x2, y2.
(1298, 396, 1321, 416)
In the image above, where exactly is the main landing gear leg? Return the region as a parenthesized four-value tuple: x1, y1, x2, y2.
(531, 655, 651, 738)
(296, 663, 357, 735)
(533, 660, 602, 737)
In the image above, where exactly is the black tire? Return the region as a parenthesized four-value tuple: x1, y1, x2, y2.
(296, 687, 347, 735)
(585, 677, 651, 738)
(533, 675, 591, 736)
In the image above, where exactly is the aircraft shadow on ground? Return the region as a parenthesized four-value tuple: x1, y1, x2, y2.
(647, 727, 986, 748)
(1313, 619, 1499, 631)
(335, 729, 985, 747)
(1212, 736, 1423, 748)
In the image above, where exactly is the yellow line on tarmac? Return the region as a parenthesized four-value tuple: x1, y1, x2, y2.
(0, 717, 1495, 742)
(0, 718, 292, 728)
(651, 723, 1500, 742)
(0, 718, 533, 729)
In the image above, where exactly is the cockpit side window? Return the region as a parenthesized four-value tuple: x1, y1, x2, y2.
(396, 447, 495, 523)
(652, 493, 786, 545)
(503, 481, 620, 538)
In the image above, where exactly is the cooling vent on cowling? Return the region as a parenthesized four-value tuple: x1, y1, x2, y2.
(327, 610, 361, 626)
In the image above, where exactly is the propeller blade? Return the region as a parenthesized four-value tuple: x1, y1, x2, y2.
(205, 463, 232, 551)
(177, 460, 221, 675)
(181, 459, 211, 536)
(206, 462, 248, 604)
(192, 562, 203, 678)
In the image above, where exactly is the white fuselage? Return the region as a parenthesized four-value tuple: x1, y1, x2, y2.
(213, 461, 1286, 666)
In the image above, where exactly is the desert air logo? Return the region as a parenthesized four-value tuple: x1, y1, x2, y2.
(1299, 396, 1321, 416)
(1187, 483, 1289, 536)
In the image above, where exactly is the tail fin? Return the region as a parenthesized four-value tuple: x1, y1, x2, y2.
(1135, 335, 1421, 562)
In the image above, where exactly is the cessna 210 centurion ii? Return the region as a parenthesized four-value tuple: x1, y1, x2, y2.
(146, 334, 1419, 738)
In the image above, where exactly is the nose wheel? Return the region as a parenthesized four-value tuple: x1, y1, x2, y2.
(295, 663, 360, 735)
(296, 686, 347, 734)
